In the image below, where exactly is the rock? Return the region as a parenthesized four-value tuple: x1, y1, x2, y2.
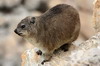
(21, 32, 100, 66)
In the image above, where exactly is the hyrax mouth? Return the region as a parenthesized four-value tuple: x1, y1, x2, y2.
(14, 29, 23, 36)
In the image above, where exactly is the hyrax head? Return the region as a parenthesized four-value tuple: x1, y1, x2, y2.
(14, 16, 36, 37)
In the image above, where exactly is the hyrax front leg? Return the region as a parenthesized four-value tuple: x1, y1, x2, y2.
(41, 50, 53, 64)
(35, 48, 53, 64)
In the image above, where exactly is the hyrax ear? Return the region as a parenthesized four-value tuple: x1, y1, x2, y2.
(30, 17, 35, 24)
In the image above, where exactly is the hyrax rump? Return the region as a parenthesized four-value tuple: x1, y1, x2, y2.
(14, 4, 80, 64)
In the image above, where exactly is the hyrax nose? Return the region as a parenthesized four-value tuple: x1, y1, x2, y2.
(14, 29, 18, 34)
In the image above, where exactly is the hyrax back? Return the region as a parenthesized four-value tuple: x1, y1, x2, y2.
(35, 4, 80, 51)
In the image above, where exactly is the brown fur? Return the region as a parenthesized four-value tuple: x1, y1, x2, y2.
(15, 4, 80, 64)
(33, 4, 80, 51)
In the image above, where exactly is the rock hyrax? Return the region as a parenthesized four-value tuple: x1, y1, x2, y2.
(14, 4, 80, 64)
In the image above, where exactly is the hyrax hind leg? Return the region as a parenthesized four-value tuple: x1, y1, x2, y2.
(36, 49, 53, 65)
(59, 22, 80, 52)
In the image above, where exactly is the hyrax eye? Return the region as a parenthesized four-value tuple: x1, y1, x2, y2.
(21, 25, 25, 29)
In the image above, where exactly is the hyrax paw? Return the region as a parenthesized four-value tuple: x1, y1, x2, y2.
(41, 60, 49, 65)
(41, 55, 52, 65)
(34, 48, 42, 55)
(36, 50, 42, 55)
(60, 43, 71, 52)
(61, 47, 68, 52)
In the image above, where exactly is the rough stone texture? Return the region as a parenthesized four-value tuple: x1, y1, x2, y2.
(21, 0, 100, 66)
(93, 0, 100, 32)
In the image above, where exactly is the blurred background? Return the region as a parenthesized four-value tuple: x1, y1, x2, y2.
(0, 0, 95, 66)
